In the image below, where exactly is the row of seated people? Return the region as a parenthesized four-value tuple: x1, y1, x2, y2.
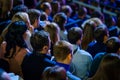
(0, 20, 120, 80)
(0, 0, 120, 80)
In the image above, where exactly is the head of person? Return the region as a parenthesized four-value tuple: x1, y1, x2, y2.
(42, 66, 67, 80)
(67, 27, 83, 45)
(91, 11, 105, 23)
(94, 26, 109, 43)
(51, 1, 60, 16)
(91, 53, 120, 80)
(12, 12, 30, 25)
(40, 2, 52, 16)
(44, 22, 60, 44)
(81, 20, 96, 50)
(10, 4, 28, 19)
(61, 5, 72, 17)
(5, 21, 28, 58)
(106, 37, 120, 54)
(78, 6, 87, 19)
(53, 40, 73, 64)
(27, 9, 41, 28)
(40, 12, 48, 21)
(53, 12, 67, 30)
(30, 30, 50, 54)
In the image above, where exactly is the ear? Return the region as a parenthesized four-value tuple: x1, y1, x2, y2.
(67, 53, 72, 64)
(42, 45, 49, 54)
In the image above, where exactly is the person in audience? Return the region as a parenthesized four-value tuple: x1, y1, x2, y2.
(53, 40, 81, 80)
(89, 36, 120, 77)
(22, 30, 55, 80)
(53, 12, 68, 41)
(40, 2, 52, 22)
(44, 22, 60, 56)
(76, 6, 89, 29)
(81, 20, 96, 50)
(40, 12, 50, 28)
(67, 27, 93, 80)
(86, 26, 109, 57)
(88, 53, 120, 80)
(61, 5, 78, 31)
(42, 66, 67, 80)
(0, 12, 33, 51)
(50, 1, 60, 18)
(27, 9, 44, 31)
(0, 21, 30, 78)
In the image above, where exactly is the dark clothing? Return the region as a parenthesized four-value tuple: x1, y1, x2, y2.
(76, 17, 88, 29)
(89, 52, 106, 77)
(0, 59, 9, 72)
(86, 41, 106, 58)
(65, 18, 78, 31)
(21, 52, 55, 80)
(55, 62, 81, 80)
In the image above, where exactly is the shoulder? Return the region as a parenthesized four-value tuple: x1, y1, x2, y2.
(67, 71, 81, 80)
(77, 49, 92, 58)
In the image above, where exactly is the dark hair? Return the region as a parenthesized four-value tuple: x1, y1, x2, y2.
(27, 9, 41, 25)
(42, 66, 67, 80)
(5, 21, 27, 58)
(30, 30, 49, 51)
(67, 27, 82, 44)
(78, 7, 87, 16)
(90, 53, 120, 80)
(106, 37, 120, 53)
(10, 4, 28, 19)
(40, 2, 50, 12)
(94, 27, 108, 42)
(53, 12, 67, 30)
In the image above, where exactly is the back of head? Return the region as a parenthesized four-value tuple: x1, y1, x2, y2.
(106, 37, 120, 53)
(27, 9, 41, 25)
(67, 27, 83, 44)
(94, 26, 108, 42)
(5, 21, 27, 58)
(5, 21, 27, 47)
(42, 66, 67, 80)
(92, 53, 120, 80)
(53, 12, 67, 30)
(78, 7, 87, 17)
(61, 5, 72, 16)
(40, 2, 51, 12)
(12, 12, 30, 24)
(53, 40, 72, 62)
(30, 30, 49, 52)
(44, 22, 60, 43)
(10, 4, 28, 19)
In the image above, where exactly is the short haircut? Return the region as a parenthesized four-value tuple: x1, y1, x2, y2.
(42, 66, 67, 80)
(106, 37, 120, 53)
(27, 9, 41, 25)
(30, 30, 49, 51)
(67, 27, 83, 44)
(53, 12, 67, 30)
(78, 7, 87, 16)
(94, 26, 108, 42)
(53, 40, 72, 61)
(40, 2, 51, 11)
